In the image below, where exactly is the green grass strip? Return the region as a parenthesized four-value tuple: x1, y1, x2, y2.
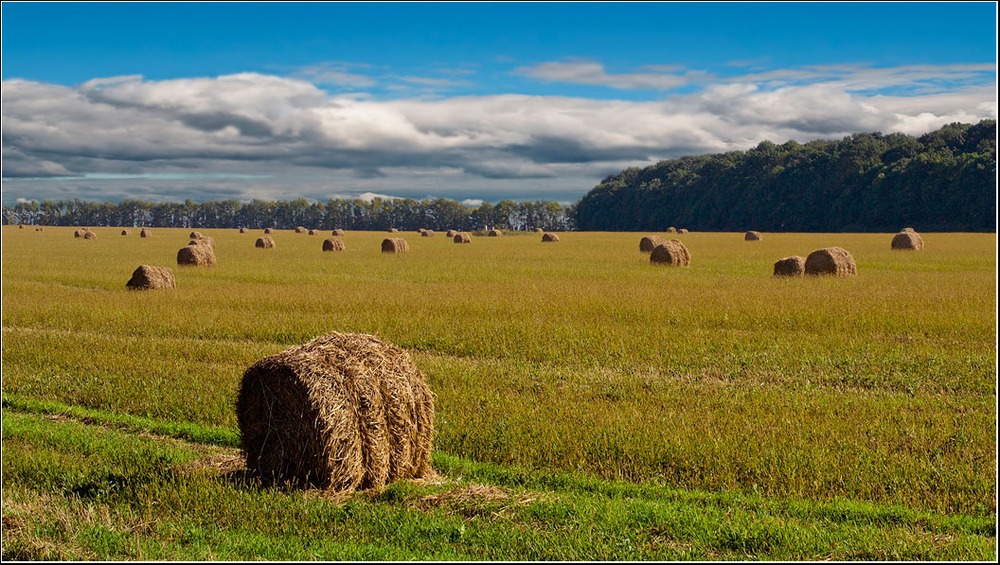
(1, 395, 240, 448)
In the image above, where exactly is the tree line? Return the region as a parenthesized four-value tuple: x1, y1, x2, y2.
(3, 196, 577, 232)
(575, 120, 996, 232)
(4, 121, 995, 233)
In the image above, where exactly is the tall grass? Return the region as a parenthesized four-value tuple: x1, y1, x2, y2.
(2, 226, 995, 515)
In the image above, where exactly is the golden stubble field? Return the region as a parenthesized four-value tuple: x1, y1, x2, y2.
(2, 226, 996, 515)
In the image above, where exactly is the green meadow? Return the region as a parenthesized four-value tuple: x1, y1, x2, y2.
(2, 226, 996, 560)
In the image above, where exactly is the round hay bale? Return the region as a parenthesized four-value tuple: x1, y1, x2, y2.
(446, 230, 458, 238)
(639, 235, 667, 253)
(121, 229, 130, 236)
(901, 227, 917, 233)
(322, 238, 346, 252)
(235, 332, 435, 490)
(665, 227, 677, 234)
(177, 244, 216, 266)
(649, 239, 690, 266)
(239, 228, 246, 234)
(381, 238, 409, 253)
(453, 233, 472, 244)
(74, 230, 84, 238)
(745, 231, 762, 241)
(388, 228, 398, 233)
(189, 235, 215, 249)
(541, 233, 560, 242)
(295, 226, 307, 234)
(804, 247, 856, 276)
(83, 230, 97, 240)
(126, 265, 175, 290)
(487, 229, 503, 237)
(891, 231, 923, 250)
(264, 228, 273, 234)
(417, 228, 426, 235)
(773, 256, 806, 277)
(189, 231, 203, 239)
(421, 229, 435, 237)
(18, 224, 23, 229)
(332, 229, 346, 236)
(534, 227, 545, 233)
(255, 236, 275, 248)
(308, 229, 318, 235)
(140, 228, 150, 238)
(35, 227, 44, 232)
(678, 228, 689, 234)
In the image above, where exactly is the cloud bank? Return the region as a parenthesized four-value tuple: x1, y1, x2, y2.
(2, 62, 995, 205)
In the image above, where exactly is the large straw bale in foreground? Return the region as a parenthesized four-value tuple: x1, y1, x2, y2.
(322, 238, 346, 252)
(177, 244, 216, 266)
(891, 230, 923, 250)
(773, 256, 806, 277)
(381, 238, 410, 253)
(639, 235, 666, 253)
(804, 247, 856, 276)
(126, 265, 175, 290)
(650, 239, 690, 266)
(236, 332, 435, 490)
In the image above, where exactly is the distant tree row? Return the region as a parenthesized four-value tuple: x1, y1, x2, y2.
(575, 120, 996, 232)
(3, 196, 577, 232)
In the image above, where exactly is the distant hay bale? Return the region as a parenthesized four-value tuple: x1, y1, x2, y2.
(18, 224, 23, 229)
(804, 247, 856, 276)
(665, 227, 677, 233)
(901, 227, 916, 233)
(541, 233, 560, 242)
(678, 228, 689, 234)
(649, 239, 691, 266)
(487, 229, 503, 237)
(177, 243, 216, 266)
(264, 228, 273, 234)
(235, 332, 435, 490)
(322, 238, 346, 252)
(773, 256, 806, 277)
(388, 228, 398, 233)
(121, 229, 130, 236)
(140, 228, 150, 238)
(126, 265, 175, 290)
(255, 236, 275, 248)
(534, 227, 545, 233)
(35, 227, 44, 232)
(83, 230, 97, 240)
(453, 233, 472, 244)
(745, 231, 762, 241)
(421, 229, 435, 237)
(309, 229, 319, 235)
(239, 228, 246, 234)
(417, 228, 426, 235)
(189, 231, 203, 239)
(74, 230, 84, 238)
(332, 229, 346, 236)
(381, 238, 409, 253)
(640, 235, 667, 253)
(891, 231, 923, 250)
(295, 226, 307, 234)
(446, 230, 458, 238)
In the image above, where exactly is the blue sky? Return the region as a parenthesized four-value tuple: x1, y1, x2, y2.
(2, 2, 997, 206)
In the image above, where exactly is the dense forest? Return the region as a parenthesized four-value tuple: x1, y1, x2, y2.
(576, 120, 996, 232)
(3, 121, 995, 232)
(2, 197, 576, 232)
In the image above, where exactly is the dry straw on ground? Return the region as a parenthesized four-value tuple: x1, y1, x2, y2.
(650, 239, 691, 266)
(639, 235, 667, 253)
(126, 265, 175, 290)
(382, 238, 410, 253)
(322, 238, 346, 252)
(236, 332, 435, 491)
(255, 236, 275, 248)
(891, 230, 924, 250)
(745, 231, 763, 241)
(177, 243, 216, 266)
(773, 256, 806, 277)
(487, 229, 503, 237)
(804, 247, 857, 276)
(453, 233, 472, 244)
(541, 233, 560, 242)
(332, 229, 346, 236)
